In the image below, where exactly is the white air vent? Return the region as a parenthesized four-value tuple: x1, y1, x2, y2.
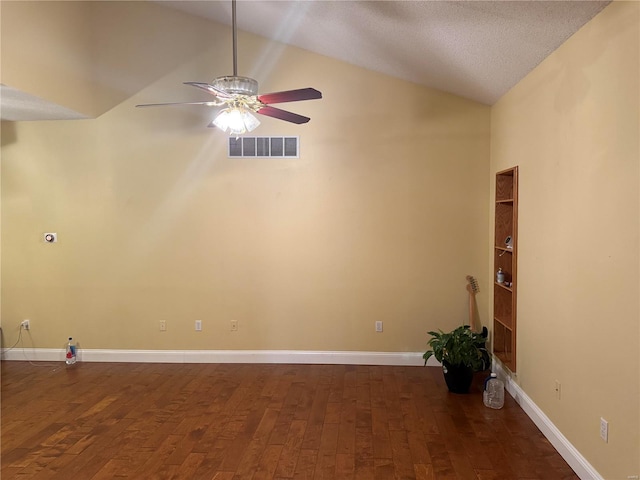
(228, 137, 299, 158)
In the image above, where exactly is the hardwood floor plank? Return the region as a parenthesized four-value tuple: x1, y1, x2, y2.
(269, 408, 297, 446)
(233, 408, 281, 479)
(323, 401, 342, 425)
(334, 452, 355, 479)
(192, 453, 226, 479)
(336, 399, 356, 455)
(300, 384, 330, 450)
(424, 434, 457, 478)
(273, 419, 307, 478)
(354, 426, 373, 469)
(389, 429, 417, 480)
(328, 365, 348, 404)
(312, 422, 339, 480)
(292, 448, 318, 479)
(406, 430, 432, 466)
(373, 457, 395, 480)
(413, 463, 436, 480)
(252, 444, 284, 480)
(371, 406, 392, 460)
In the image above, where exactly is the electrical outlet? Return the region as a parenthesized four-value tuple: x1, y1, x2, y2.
(375, 321, 383, 332)
(230, 320, 238, 332)
(555, 380, 561, 400)
(21, 319, 30, 330)
(159, 320, 166, 331)
(195, 320, 202, 331)
(600, 417, 609, 443)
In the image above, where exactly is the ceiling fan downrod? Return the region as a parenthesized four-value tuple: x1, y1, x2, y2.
(232, 0, 238, 77)
(217, 0, 259, 96)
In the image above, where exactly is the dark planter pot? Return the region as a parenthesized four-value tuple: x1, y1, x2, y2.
(442, 360, 474, 394)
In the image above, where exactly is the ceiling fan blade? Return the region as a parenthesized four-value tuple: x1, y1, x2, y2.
(257, 105, 310, 124)
(184, 82, 232, 98)
(136, 101, 220, 108)
(258, 88, 322, 105)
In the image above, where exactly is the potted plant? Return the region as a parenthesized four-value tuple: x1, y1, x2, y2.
(423, 325, 490, 394)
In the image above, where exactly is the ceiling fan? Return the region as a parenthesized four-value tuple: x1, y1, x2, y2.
(136, 0, 322, 135)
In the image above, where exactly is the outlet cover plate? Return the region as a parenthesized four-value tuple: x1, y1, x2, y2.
(600, 417, 608, 442)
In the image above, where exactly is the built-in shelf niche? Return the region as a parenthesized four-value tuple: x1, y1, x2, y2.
(493, 166, 518, 372)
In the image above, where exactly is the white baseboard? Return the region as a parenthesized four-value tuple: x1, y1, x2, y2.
(0, 347, 436, 366)
(492, 361, 603, 480)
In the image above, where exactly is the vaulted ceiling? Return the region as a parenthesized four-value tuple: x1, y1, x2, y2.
(161, 0, 611, 105)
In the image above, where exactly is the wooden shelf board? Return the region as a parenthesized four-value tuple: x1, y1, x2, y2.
(494, 317, 513, 330)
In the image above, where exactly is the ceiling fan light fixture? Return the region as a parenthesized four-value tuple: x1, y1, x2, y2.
(240, 109, 261, 132)
(211, 76, 259, 96)
(213, 106, 260, 135)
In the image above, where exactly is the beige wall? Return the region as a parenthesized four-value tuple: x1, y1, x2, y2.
(0, 2, 491, 353)
(0, 1, 222, 117)
(491, 2, 639, 477)
(1, 1, 95, 116)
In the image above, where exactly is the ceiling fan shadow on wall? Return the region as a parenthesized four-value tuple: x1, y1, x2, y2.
(136, 0, 322, 135)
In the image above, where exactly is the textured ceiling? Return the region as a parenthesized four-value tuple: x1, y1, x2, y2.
(1, 0, 611, 121)
(161, 0, 611, 105)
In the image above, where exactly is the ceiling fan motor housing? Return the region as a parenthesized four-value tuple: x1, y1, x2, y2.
(212, 76, 259, 96)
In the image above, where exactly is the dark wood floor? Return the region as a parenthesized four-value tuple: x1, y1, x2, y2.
(1, 361, 578, 480)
